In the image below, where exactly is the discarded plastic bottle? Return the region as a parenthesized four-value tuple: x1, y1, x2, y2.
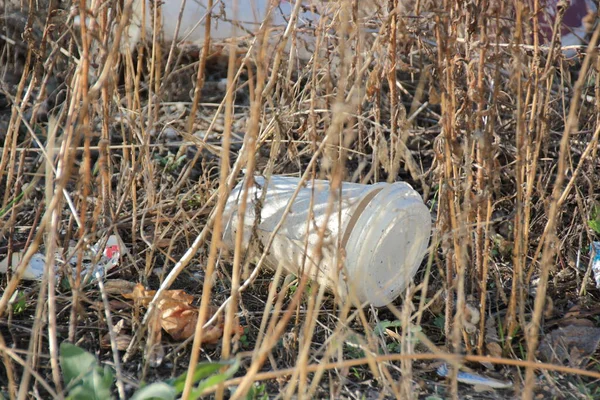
(223, 175, 431, 307)
(126, 0, 596, 57)
(122, 0, 324, 55)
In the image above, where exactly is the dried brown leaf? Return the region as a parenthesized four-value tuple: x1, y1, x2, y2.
(161, 302, 199, 340)
(486, 342, 503, 358)
(123, 283, 194, 307)
(101, 333, 132, 351)
(100, 320, 131, 350)
(121, 285, 242, 342)
(122, 283, 155, 306)
(155, 238, 172, 248)
(203, 324, 224, 344)
(104, 279, 137, 294)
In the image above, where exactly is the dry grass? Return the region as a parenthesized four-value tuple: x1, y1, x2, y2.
(1, 0, 600, 399)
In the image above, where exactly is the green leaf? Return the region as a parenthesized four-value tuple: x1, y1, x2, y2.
(589, 219, 600, 235)
(189, 358, 240, 399)
(591, 205, 600, 220)
(67, 368, 113, 400)
(101, 366, 115, 393)
(170, 360, 235, 394)
(130, 382, 177, 400)
(10, 290, 27, 315)
(246, 385, 256, 400)
(60, 343, 113, 400)
(245, 383, 268, 400)
(67, 385, 95, 400)
(373, 320, 402, 336)
(60, 343, 99, 388)
(433, 315, 445, 330)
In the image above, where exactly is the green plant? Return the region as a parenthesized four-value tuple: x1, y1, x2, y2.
(60, 343, 239, 399)
(60, 343, 118, 400)
(239, 327, 251, 348)
(10, 290, 27, 315)
(350, 367, 364, 380)
(0, 190, 24, 218)
(589, 205, 600, 235)
(344, 334, 366, 359)
(155, 153, 187, 173)
(166, 358, 240, 398)
(373, 319, 402, 336)
(386, 342, 401, 353)
(433, 315, 445, 331)
(185, 193, 205, 208)
(245, 382, 269, 400)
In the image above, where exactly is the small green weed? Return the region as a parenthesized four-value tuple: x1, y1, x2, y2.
(373, 319, 402, 336)
(155, 153, 187, 173)
(245, 382, 269, 400)
(588, 205, 600, 235)
(10, 290, 27, 315)
(60, 342, 239, 399)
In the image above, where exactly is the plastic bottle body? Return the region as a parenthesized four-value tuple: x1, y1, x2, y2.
(126, 0, 324, 56)
(223, 176, 431, 307)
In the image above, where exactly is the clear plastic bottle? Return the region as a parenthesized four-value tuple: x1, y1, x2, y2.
(223, 175, 431, 307)
(124, 0, 323, 56)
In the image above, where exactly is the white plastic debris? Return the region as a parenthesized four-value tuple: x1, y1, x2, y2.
(131, 0, 597, 55)
(133, 1, 320, 42)
(0, 235, 127, 282)
(591, 242, 600, 288)
(436, 363, 512, 389)
(75, 0, 597, 60)
(535, 0, 598, 58)
(223, 175, 431, 307)
(0, 253, 47, 281)
(118, 0, 328, 57)
(74, 0, 384, 58)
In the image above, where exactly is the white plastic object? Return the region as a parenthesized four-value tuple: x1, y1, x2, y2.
(591, 242, 600, 288)
(75, 0, 597, 59)
(126, 0, 595, 54)
(125, 0, 324, 53)
(222, 175, 431, 307)
(0, 235, 127, 281)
